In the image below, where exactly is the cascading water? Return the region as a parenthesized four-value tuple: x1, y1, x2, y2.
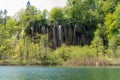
(11, 27, 25, 46)
(58, 25, 62, 45)
(30, 26, 34, 42)
(82, 26, 89, 44)
(30, 26, 33, 38)
(12, 32, 18, 39)
(12, 27, 25, 39)
(52, 26, 57, 48)
(41, 26, 45, 34)
(73, 24, 77, 45)
(63, 27, 67, 43)
(20, 27, 25, 39)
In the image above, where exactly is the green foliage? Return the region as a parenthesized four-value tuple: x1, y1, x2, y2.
(37, 34, 52, 65)
(66, 0, 95, 23)
(49, 7, 64, 24)
(49, 45, 97, 65)
(0, 0, 120, 66)
(91, 24, 106, 58)
(105, 3, 120, 58)
(105, 13, 115, 38)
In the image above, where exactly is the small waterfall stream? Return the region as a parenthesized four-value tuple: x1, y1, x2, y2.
(12, 27, 25, 39)
(24, 23, 90, 47)
(30, 27, 33, 38)
(20, 27, 25, 39)
(63, 27, 67, 43)
(73, 24, 77, 45)
(12, 32, 18, 39)
(52, 26, 57, 48)
(30, 26, 34, 42)
(58, 25, 63, 46)
(41, 26, 45, 34)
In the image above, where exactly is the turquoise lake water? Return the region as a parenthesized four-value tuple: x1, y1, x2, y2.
(0, 66, 119, 80)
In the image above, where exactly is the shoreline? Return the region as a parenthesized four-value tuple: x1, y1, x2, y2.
(0, 58, 120, 67)
(0, 64, 120, 69)
(0, 63, 120, 67)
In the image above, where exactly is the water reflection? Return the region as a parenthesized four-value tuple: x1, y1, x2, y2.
(0, 66, 119, 80)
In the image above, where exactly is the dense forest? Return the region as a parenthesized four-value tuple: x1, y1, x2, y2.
(0, 0, 120, 66)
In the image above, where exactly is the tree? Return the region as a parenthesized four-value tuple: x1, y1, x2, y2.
(16, 5, 43, 37)
(49, 7, 64, 24)
(106, 3, 120, 58)
(91, 24, 105, 58)
(42, 9, 48, 20)
(64, 0, 98, 44)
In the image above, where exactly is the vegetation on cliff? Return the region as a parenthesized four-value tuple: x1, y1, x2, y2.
(0, 0, 120, 66)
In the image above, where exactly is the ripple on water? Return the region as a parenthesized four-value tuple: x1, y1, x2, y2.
(0, 66, 120, 80)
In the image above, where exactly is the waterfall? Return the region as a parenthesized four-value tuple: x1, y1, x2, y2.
(20, 27, 25, 39)
(12, 32, 18, 39)
(82, 26, 89, 44)
(73, 24, 77, 45)
(30, 26, 33, 38)
(41, 26, 45, 34)
(52, 26, 57, 48)
(63, 27, 67, 43)
(58, 25, 62, 45)
(12, 27, 25, 39)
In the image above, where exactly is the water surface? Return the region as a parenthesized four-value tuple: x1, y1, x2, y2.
(0, 66, 119, 80)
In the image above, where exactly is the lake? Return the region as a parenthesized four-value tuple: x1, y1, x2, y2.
(0, 66, 119, 80)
